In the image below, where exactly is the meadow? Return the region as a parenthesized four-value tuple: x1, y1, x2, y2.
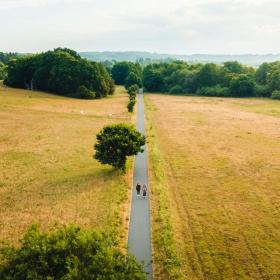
(145, 94, 280, 280)
(0, 83, 132, 244)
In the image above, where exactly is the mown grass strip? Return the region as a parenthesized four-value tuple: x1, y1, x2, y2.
(144, 96, 183, 280)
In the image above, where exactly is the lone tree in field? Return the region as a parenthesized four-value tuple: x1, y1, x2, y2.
(0, 225, 146, 279)
(94, 124, 145, 170)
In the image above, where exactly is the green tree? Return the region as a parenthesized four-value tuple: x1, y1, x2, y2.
(4, 48, 114, 99)
(94, 124, 145, 170)
(125, 72, 142, 89)
(143, 65, 164, 92)
(0, 225, 146, 280)
(229, 75, 255, 97)
(195, 63, 221, 89)
(111, 62, 141, 85)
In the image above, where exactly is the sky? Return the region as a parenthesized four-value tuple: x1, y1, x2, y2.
(1, 0, 280, 54)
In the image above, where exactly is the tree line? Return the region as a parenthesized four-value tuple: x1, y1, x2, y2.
(107, 60, 280, 99)
(4, 48, 115, 99)
(142, 60, 280, 99)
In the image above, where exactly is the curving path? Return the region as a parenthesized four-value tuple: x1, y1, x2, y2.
(128, 92, 153, 279)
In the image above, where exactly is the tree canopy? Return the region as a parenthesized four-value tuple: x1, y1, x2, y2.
(94, 124, 145, 170)
(142, 60, 280, 98)
(0, 225, 146, 280)
(4, 48, 115, 99)
(111, 62, 142, 85)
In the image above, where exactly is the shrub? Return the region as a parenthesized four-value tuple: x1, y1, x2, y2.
(169, 85, 184, 94)
(94, 124, 145, 170)
(196, 85, 229, 97)
(128, 84, 139, 95)
(127, 99, 136, 112)
(0, 225, 146, 279)
(78, 85, 96, 99)
(254, 84, 271, 97)
(271, 90, 280, 100)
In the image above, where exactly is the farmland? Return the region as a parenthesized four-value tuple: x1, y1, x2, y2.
(145, 94, 280, 279)
(0, 83, 132, 244)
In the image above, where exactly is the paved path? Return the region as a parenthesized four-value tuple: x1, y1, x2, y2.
(128, 92, 153, 279)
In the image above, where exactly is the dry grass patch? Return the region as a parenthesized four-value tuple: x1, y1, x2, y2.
(145, 94, 280, 280)
(0, 84, 132, 245)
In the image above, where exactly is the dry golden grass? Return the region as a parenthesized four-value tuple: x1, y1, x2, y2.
(0, 83, 132, 245)
(145, 94, 280, 280)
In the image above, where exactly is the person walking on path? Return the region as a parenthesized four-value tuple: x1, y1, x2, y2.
(142, 184, 147, 198)
(136, 183, 141, 196)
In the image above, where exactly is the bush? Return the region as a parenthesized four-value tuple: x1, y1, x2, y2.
(271, 90, 280, 100)
(94, 124, 145, 170)
(254, 84, 271, 97)
(78, 85, 96, 99)
(128, 84, 139, 95)
(169, 85, 184, 94)
(127, 99, 136, 112)
(0, 225, 146, 280)
(196, 85, 229, 97)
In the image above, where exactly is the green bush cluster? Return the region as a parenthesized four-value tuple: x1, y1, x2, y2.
(127, 84, 139, 112)
(4, 48, 115, 99)
(143, 60, 280, 98)
(0, 225, 146, 279)
(271, 90, 280, 100)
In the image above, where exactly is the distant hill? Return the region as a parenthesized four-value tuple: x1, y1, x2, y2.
(79, 51, 280, 66)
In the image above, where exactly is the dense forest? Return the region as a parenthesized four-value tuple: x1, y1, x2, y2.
(4, 48, 114, 99)
(142, 60, 280, 99)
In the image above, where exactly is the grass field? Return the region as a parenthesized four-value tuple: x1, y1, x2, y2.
(0, 83, 132, 245)
(145, 94, 280, 280)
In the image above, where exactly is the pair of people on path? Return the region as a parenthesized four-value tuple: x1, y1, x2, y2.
(136, 183, 147, 198)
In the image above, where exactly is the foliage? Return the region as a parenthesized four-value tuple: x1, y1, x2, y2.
(125, 72, 142, 89)
(4, 48, 115, 99)
(271, 90, 280, 100)
(94, 124, 145, 170)
(127, 84, 139, 112)
(77, 85, 96, 99)
(0, 62, 7, 80)
(196, 85, 229, 97)
(111, 62, 142, 85)
(127, 84, 139, 96)
(229, 75, 255, 97)
(142, 60, 280, 98)
(127, 99, 136, 112)
(0, 225, 146, 280)
(0, 52, 20, 65)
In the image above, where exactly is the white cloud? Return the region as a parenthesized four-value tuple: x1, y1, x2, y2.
(0, 0, 280, 53)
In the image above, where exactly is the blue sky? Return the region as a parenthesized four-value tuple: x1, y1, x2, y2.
(1, 0, 280, 54)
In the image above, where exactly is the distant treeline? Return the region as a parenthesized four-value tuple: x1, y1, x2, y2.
(4, 48, 114, 99)
(142, 60, 280, 99)
(80, 51, 280, 66)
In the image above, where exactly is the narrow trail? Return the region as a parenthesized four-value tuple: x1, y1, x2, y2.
(128, 92, 153, 280)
